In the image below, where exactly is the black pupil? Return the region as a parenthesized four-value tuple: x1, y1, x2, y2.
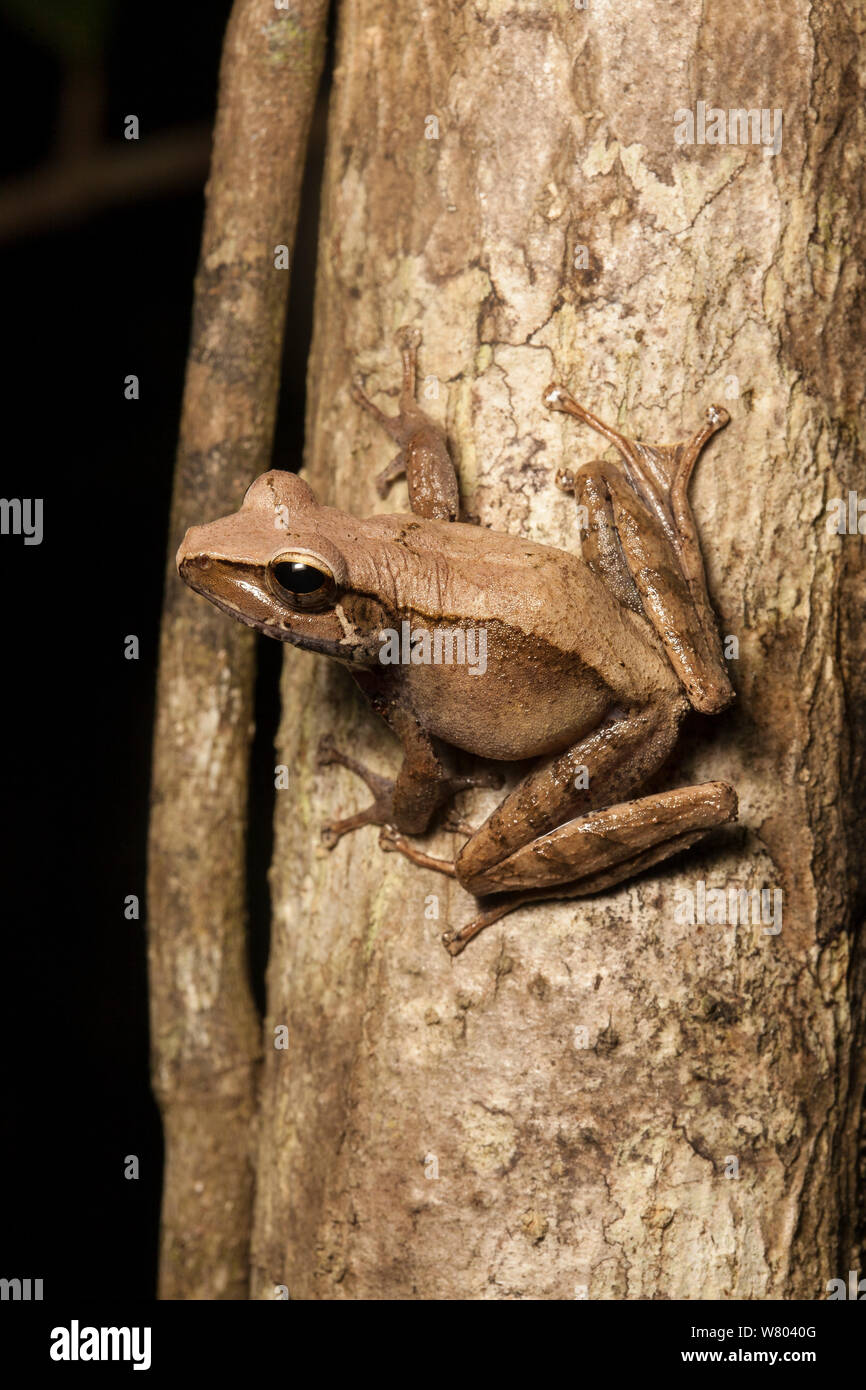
(274, 561, 327, 595)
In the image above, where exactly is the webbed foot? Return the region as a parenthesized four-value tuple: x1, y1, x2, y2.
(317, 736, 395, 849)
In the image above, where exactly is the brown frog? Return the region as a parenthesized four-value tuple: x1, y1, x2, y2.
(177, 328, 736, 954)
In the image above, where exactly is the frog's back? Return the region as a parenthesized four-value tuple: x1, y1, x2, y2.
(343, 514, 680, 754)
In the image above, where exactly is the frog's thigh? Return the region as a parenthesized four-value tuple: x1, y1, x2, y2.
(458, 781, 736, 895)
(456, 691, 687, 883)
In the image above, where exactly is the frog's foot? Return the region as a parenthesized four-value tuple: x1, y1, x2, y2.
(316, 735, 393, 796)
(442, 899, 519, 956)
(374, 766, 501, 862)
(352, 326, 422, 448)
(426, 767, 503, 835)
(318, 738, 502, 851)
(377, 783, 497, 868)
(352, 377, 401, 440)
(543, 382, 730, 518)
(395, 324, 422, 398)
(374, 451, 407, 499)
(395, 323, 422, 355)
(317, 736, 395, 849)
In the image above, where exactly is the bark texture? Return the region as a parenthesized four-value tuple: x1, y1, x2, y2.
(250, 0, 866, 1298)
(149, 0, 328, 1299)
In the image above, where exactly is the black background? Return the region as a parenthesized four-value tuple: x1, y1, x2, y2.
(0, 0, 330, 1300)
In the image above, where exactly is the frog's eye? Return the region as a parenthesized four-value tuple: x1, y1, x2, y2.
(270, 556, 337, 612)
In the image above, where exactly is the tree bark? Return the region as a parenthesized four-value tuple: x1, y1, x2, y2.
(249, 0, 866, 1298)
(149, 0, 328, 1300)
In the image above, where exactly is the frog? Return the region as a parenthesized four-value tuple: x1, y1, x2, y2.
(177, 326, 737, 955)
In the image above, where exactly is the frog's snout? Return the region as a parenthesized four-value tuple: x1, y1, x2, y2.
(176, 525, 207, 576)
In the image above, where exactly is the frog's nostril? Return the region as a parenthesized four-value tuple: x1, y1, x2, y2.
(177, 549, 211, 581)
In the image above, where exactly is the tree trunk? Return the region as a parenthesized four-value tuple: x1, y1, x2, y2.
(149, 0, 328, 1299)
(248, 0, 866, 1298)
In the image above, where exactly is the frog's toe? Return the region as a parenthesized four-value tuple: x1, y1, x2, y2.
(543, 383, 570, 411)
(378, 825, 402, 852)
(320, 820, 341, 850)
(396, 324, 422, 352)
(442, 924, 473, 956)
(316, 734, 338, 768)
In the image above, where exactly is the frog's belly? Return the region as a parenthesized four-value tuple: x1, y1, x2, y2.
(401, 636, 614, 761)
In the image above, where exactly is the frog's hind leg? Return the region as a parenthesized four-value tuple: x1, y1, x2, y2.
(380, 690, 688, 874)
(373, 451, 409, 500)
(459, 779, 736, 895)
(379, 776, 736, 956)
(543, 384, 729, 569)
(377, 691, 734, 952)
(444, 781, 736, 956)
(546, 384, 734, 715)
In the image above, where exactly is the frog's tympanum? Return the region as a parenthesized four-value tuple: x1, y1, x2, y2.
(178, 328, 737, 954)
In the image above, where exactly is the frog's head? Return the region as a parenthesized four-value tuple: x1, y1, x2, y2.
(177, 470, 360, 658)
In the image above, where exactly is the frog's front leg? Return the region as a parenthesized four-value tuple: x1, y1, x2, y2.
(318, 686, 501, 849)
(317, 736, 397, 848)
(352, 327, 460, 521)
